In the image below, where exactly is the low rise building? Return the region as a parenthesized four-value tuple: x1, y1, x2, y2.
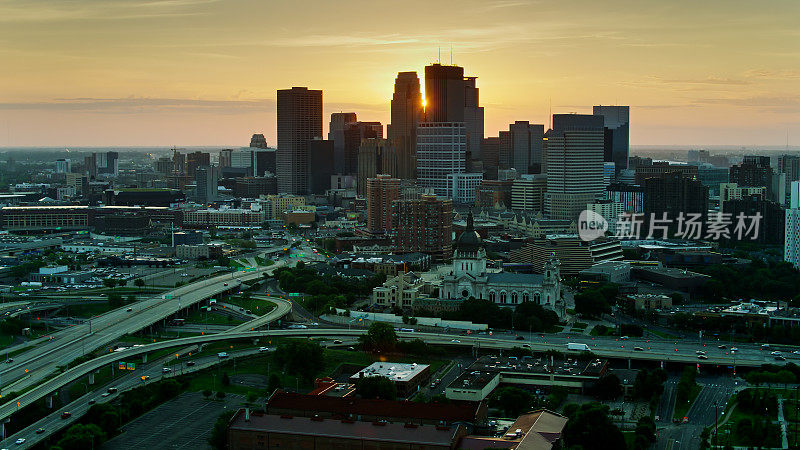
(350, 362, 430, 398)
(373, 272, 430, 308)
(446, 355, 608, 402)
(624, 293, 673, 310)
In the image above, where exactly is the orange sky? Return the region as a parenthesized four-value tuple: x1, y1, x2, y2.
(0, 0, 798, 147)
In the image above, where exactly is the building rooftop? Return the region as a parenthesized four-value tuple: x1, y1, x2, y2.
(350, 362, 429, 383)
(472, 355, 607, 378)
(266, 392, 481, 423)
(486, 272, 544, 285)
(229, 411, 461, 446)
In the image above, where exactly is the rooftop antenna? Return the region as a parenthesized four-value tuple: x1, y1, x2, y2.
(437, 47, 440, 64)
(450, 44, 453, 65)
(548, 97, 552, 129)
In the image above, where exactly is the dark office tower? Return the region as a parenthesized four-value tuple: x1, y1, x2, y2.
(357, 138, 398, 196)
(743, 155, 770, 167)
(186, 151, 210, 178)
(84, 155, 97, 178)
(195, 165, 218, 203)
(218, 149, 232, 169)
(643, 172, 708, 224)
(277, 87, 323, 194)
(545, 114, 605, 220)
(463, 77, 484, 160)
(329, 112, 357, 174)
(498, 121, 545, 175)
(250, 133, 269, 149)
(95, 151, 119, 177)
(342, 122, 383, 176)
(387, 72, 423, 179)
(424, 64, 465, 122)
(593, 106, 630, 172)
(481, 137, 500, 177)
(307, 139, 334, 195)
(779, 155, 800, 206)
(729, 161, 773, 192)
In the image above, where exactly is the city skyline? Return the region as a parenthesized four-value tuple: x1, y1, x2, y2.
(1, 0, 799, 147)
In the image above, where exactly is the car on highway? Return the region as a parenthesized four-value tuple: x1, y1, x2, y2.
(450, 339, 461, 343)
(522, 344, 531, 348)
(333, 340, 343, 344)
(186, 361, 196, 366)
(224, 283, 229, 287)
(697, 355, 708, 359)
(620, 336, 629, 340)
(36, 428, 45, 434)
(771, 351, 782, 356)
(718, 344, 727, 349)
(101, 392, 110, 397)
(4, 358, 12, 364)
(634, 347, 644, 351)
(731, 347, 739, 352)
(515, 336, 525, 340)
(162, 367, 172, 373)
(776, 355, 787, 361)
(258, 347, 272, 352)
(107, 387, 118, 394)
(88, 399, 96, 404)
(15, 438, 25, 445)
(762, 344, 771, 349)
(794, 350, 800, 355)
(126, 307, 132, 312)
(61, 411, 72, 419)
(696, 350, 707, 355)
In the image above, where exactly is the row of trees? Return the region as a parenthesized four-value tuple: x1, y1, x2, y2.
(414, 297, 560, 332)
(274, 265, 386, 313)
(695, 259, 800, 303)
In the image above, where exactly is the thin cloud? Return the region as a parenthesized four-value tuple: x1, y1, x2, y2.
(0, 97, 275, 113)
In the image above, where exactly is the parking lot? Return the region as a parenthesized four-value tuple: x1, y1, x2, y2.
(102, 392, 245, 450)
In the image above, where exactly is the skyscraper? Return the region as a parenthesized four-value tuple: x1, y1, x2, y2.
(357, 138, 398, 196)
(343, 121, 382, 176)
(366, 174, 400, 234)
(186, 151, 210, 178)
(545, 114, 605, 220)
(277, 87, 323, 194)
(499, 121, 545, 174)
(307, 139, 334, 195)
(195, 165, 218, 203)
(463, 76, 484, 161)
(593, 106, 630, 172)
(387, 72, 423, 180)
(416, 122, 467, 197)
(329, 112, 357, 174)
(250, 133, 268, 149)
(778, 155, 800, 206)
(786, 181, 800, 269)
(424, 64, 464, 122)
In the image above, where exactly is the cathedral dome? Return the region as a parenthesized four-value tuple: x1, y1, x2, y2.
(456, 212, 483, 253)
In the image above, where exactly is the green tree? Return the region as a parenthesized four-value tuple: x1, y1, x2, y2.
(85, 403, 120, 435)
(273, 341, 324, 382)
(108, 293, 124, 308)
(267, 373, 281, 393)
(359, 322, 398, 353)
(562, 402, 626, 450)
(134, 278, 145, 290)
(356, 375, 397, 400)
(103, 278, 117, 289)
(222, 372, 230, 386)
(208, 410, 235, 450)
(591, 374, 623, 400)
(493, 387, 535, 417)
(202, 389, 212, 399)
(215, 391, 226, 400)
(56, 424, 107, 450)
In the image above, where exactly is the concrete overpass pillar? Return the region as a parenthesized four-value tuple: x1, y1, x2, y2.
(252, 338, 259, 346)
(142, 353, 148, 363)
(89, 372, 95, 385)
(627, 358, 632, 369)
(198, 344, 206, 352)
(660, 361, 664, 369)
(46, 395, 53, 409)
(1, 418, 9, 440)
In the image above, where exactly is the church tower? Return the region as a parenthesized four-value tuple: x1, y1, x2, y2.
(453, 212, 486, 278)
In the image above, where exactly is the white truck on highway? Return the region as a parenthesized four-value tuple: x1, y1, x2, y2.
(566, 343, 590, 351)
